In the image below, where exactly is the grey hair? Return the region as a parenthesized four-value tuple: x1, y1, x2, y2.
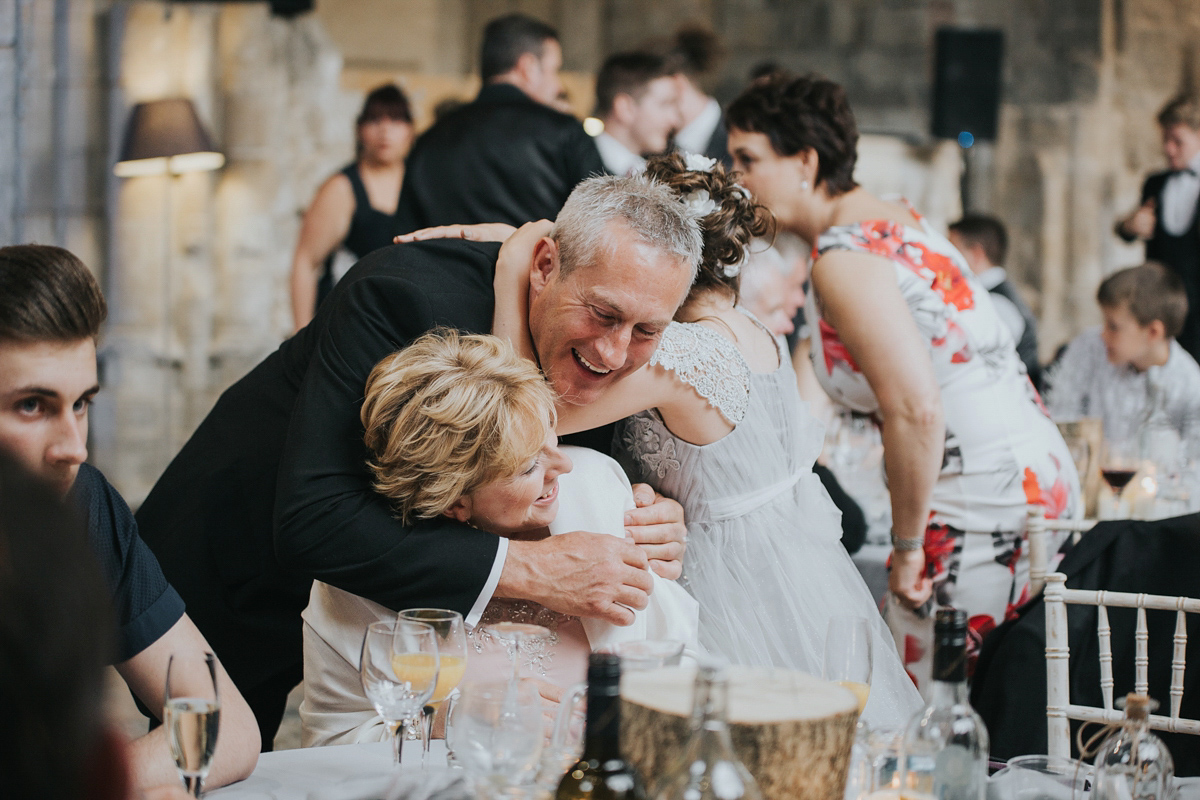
(552, 173, 702, 281)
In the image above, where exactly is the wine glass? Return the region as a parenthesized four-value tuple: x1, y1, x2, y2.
(597, 638, 685, 671)
(822, 615, 873, 724)
(485, 621, 551, 688)
(1101, 437, 1141, 517)
(164, 651, 220, 797)
(360, 619, 439, 765)
(399, 608, 468, 765)
(448, 680, 545, 796)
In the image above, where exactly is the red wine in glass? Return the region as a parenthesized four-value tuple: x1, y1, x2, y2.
(1101, 467, 1137, 495)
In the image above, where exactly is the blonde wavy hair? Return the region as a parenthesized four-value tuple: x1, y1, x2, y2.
(361, 330, 557, 523)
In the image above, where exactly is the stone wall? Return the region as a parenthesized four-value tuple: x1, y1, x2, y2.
(4, 0, 1200, 501)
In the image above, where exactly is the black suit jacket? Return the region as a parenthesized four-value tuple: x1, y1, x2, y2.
(395, 84, 605, 233)
(136, 240, 509, 697)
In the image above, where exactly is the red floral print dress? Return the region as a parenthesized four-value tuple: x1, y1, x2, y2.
(811, 215, 1082, 692)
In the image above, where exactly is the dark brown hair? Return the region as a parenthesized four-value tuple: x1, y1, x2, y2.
(0, 245, 107, 344)
(949, 214, 1008, 266)
(725, 73, 860, 196)
(643, 152, 773, 302)
(357, 84, 412, 126)
(594, 52, 673, 118)
(480, 13, 558, 83)
(0, 448, 115, 800)
(1097, 262, 1188, 338)
(1157, 93, 1200, 131)
(666, 25, 725, 79)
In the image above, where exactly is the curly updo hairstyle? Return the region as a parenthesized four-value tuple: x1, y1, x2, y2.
(725, 73, 860, 196)
(642, 151, 773, 301)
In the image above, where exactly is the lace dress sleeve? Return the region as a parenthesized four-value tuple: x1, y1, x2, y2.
(649, 321, 751, 425)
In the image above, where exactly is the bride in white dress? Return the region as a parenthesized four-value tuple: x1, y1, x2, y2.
(483, 153, 923, 729)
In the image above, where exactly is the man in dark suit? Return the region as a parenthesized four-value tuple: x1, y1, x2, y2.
(136, 174, 696, 747)
(1117, 94, 1200, 360)
(394, 14, 604, 233)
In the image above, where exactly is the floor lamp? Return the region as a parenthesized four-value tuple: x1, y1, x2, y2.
(114, 98, 224, 468)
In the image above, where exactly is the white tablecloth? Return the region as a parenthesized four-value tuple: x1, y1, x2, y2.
(209, 741, 451, 800)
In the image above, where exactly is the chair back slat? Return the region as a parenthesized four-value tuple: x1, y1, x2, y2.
(1024, 505, 1096, 598)
(1172, 610, 1188, 719)
(1045, 572, 1199, 756)
(1097, 605, 1114, 710)
(1136, 606, 1150, 695)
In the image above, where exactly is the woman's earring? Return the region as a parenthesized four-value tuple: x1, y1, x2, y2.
(801, 180, 810, 190)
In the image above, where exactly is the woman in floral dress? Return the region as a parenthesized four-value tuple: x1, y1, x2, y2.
(726, 74, 1081, 690)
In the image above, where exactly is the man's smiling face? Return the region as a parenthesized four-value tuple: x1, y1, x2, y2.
(526, 221, 692, 406)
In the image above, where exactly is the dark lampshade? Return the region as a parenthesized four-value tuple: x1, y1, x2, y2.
(114, 98, 225, 177)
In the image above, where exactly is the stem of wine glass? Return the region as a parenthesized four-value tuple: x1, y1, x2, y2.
(391, 720, 405, 765)
(421, 704, 434, 766)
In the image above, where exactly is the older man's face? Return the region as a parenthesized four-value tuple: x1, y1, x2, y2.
(527, 222, 692, 406)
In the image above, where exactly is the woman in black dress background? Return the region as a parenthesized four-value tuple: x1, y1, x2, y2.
(289, 84, 414, 331)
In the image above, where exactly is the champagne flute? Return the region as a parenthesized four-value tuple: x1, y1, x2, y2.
(823, 615, 873, 722)
(398, 608, 468, 765)
(164, 651, 220, 797)
(360, 620, 439, 765)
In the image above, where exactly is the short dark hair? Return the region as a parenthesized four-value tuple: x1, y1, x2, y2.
(0, 448, 115, 800)
(949, 214, 1008, 266)
(726, 73, 860, 196)
(1157, 94, 1200, 131)
(480, 14, 558, 83)
(0, 245, 107, 344)
(356, 84, 412, 126)
(666, 25, 725, 79)
(594, 51, 673, 118)
(1097, 262, 1189, 338)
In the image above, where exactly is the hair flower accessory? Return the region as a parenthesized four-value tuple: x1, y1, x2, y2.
(684, 152, 717, 172)
(682, 188, 718, 218)
(723, 251, 747, 279)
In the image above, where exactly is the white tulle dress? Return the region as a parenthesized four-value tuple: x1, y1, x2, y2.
(615, 308, 923, 730)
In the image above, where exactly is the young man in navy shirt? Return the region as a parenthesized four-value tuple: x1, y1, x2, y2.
(0, 245, 260, 789)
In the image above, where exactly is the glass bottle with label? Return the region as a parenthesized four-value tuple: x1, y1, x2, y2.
(900, 609, 989, 800)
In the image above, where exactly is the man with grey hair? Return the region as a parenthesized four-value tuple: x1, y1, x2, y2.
(136, 173, 698, 742)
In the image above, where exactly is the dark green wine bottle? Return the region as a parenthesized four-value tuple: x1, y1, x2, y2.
(555, 653, 648, 800)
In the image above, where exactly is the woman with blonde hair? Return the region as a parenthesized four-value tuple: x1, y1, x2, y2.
(298, 330, 696, 746)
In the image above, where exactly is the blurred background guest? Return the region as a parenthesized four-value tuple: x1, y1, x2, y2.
(395, 13, 603, 232)
(289, 84, 414, 331)
(948, 214, 1042, 387)
(726, 74, 1081, 689)
(1117, 94, 1200, 361)
(656, 25, 730, 165)
(1045, 263, 1200, 450)
(592, 51, 680, 175)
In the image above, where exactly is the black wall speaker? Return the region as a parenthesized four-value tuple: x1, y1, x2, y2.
(931, 28, 1004, 142)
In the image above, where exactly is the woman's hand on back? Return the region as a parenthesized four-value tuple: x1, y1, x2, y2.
(393, 222, 518, 244)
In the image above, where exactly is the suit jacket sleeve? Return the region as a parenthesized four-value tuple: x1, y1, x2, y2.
(560, 121, 607, 185)
(273, 258, 501, 616)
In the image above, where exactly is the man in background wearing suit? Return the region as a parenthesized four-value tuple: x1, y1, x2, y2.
(1118, 94, 1200, 360)
(395, 13, 604, 232)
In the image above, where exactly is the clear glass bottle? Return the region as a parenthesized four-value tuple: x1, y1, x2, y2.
(1092, 694, 1175, 800)
(900, 609, 989, 800)
(653, 663, 762, 800)
(556, 653, 648, 800)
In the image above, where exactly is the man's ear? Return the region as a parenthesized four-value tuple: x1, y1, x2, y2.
(529, 237, 560, 294)
(443, 497, 473, 524)
(611, 92, 636, 127)
(513, 51, 540, 86)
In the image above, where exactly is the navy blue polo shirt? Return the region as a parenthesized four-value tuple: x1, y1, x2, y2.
(71, 463, 186, 663)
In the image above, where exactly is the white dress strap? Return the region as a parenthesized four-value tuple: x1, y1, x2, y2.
(649, 320, 751, 425)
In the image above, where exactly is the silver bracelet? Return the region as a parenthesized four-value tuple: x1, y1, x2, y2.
(891, 532, 926, 552)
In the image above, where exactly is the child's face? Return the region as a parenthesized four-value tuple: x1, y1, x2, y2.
(1100, 303, 1158, 369)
